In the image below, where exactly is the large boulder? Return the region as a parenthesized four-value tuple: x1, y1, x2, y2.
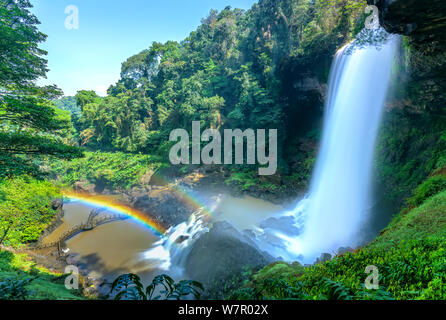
(73, 180, 96, 193)
(130, 189, 194, 227)
(184, 221, 274, 298)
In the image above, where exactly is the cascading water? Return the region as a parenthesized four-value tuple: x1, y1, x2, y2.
(141, 210, 209, 277)
(252, 31, 400, 263)
(140, 194, 224, 278)
(297, 34, 399, 262)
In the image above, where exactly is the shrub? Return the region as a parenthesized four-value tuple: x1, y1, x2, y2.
(228, 236, 446, 300)
(0, 277, 34, 300)
(0, 176, 60, 246)
(51, 151, 165, 190)
(108, 273, 204, 300)
(406, 175, 446, 208)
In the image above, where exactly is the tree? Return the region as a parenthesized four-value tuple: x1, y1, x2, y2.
(0, 0, 82, 178)
(0, 175, 60, 246)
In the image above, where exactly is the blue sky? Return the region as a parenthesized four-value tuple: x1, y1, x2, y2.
(30, 0, 257, 96)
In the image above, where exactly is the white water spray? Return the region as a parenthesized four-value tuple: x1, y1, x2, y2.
(141, 210, 209, 277)
(141, 195, 223, 278)
(295, 34, 399, 262)
(247, 32, 400, 263)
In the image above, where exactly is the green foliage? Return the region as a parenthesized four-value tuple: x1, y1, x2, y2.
(0, 276, 34, 300)
(252, 262, 305, 284)
(230, 236, 446, 300)
(109, 273, 204, 300)
(54, 96, 82, 138)
(371, 190, 446, 247)
(406, 175, 446, 208)
(0, 250, 83, 300)
(225, 168, 283, 192)
(225, 171, 258, 191)
(0, 176, 60, 246)
(375, 110, 446, 209)
(0, 0, 47, 87)
(51, 151, 165, 190)
(54, 96, 81, 117)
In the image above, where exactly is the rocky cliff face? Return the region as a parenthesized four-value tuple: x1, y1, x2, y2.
(369, 0, 446, 225)
(370, 0, 446, 48)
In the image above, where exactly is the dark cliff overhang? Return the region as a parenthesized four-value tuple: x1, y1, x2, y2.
(368, 0, 446, 47)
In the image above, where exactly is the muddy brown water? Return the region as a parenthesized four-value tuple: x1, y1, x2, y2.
(43, 195, 284, 283)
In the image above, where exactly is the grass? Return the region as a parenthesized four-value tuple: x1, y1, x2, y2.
(0, 249, 84, 300)
(368, 190, 446, 249)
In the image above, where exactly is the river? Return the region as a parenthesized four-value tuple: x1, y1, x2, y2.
(43, 194, 284, 284)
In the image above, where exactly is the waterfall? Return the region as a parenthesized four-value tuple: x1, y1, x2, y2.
(295, 33, 400, 262)
(140, 195, 224, 278)
(301, 37, 398, 259)
(141, 210, 209, 277)
(250, 32, 400, 264)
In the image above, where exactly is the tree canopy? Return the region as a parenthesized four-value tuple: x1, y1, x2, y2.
(72, 0, 367, 169)
(0, 0, 82, 179)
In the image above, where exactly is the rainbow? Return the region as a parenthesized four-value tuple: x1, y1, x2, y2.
(63, 191, 166, 236)
(149, 173, 216, 219)
(169, 185, 214, 218)
(62, 173, 217, 237)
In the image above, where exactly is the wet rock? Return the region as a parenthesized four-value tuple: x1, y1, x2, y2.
(139, 169, 155, 185)
(131, 192, 194, 227)
(259, 216, 301, 236)
(51, 199, 63, 210)
(65, 253, 80, 266)
(373, 0, 446, 45)
(175, 235, 190, 244)
(130, 186, 146, 198)
(184, 221, 274, 298)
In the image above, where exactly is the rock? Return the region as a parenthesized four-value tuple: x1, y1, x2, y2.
(337, 246, 353, 255)
(373, 0, 446, 45)
(65, 253, 79, 266)
(51, 199, 63, 210)
(315, 252, 332, 264)
(292, 77, 327, 100)
(38, 200, 65, 242)
(184, 221, 274, 298)
(175, 235, 189, 244)
(73, 180, 96, 193)
(139, 169, 154, 185)
(259, 216, 301, 236)
(131, 191, 194, 227)
(130, 186, 146, 198)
